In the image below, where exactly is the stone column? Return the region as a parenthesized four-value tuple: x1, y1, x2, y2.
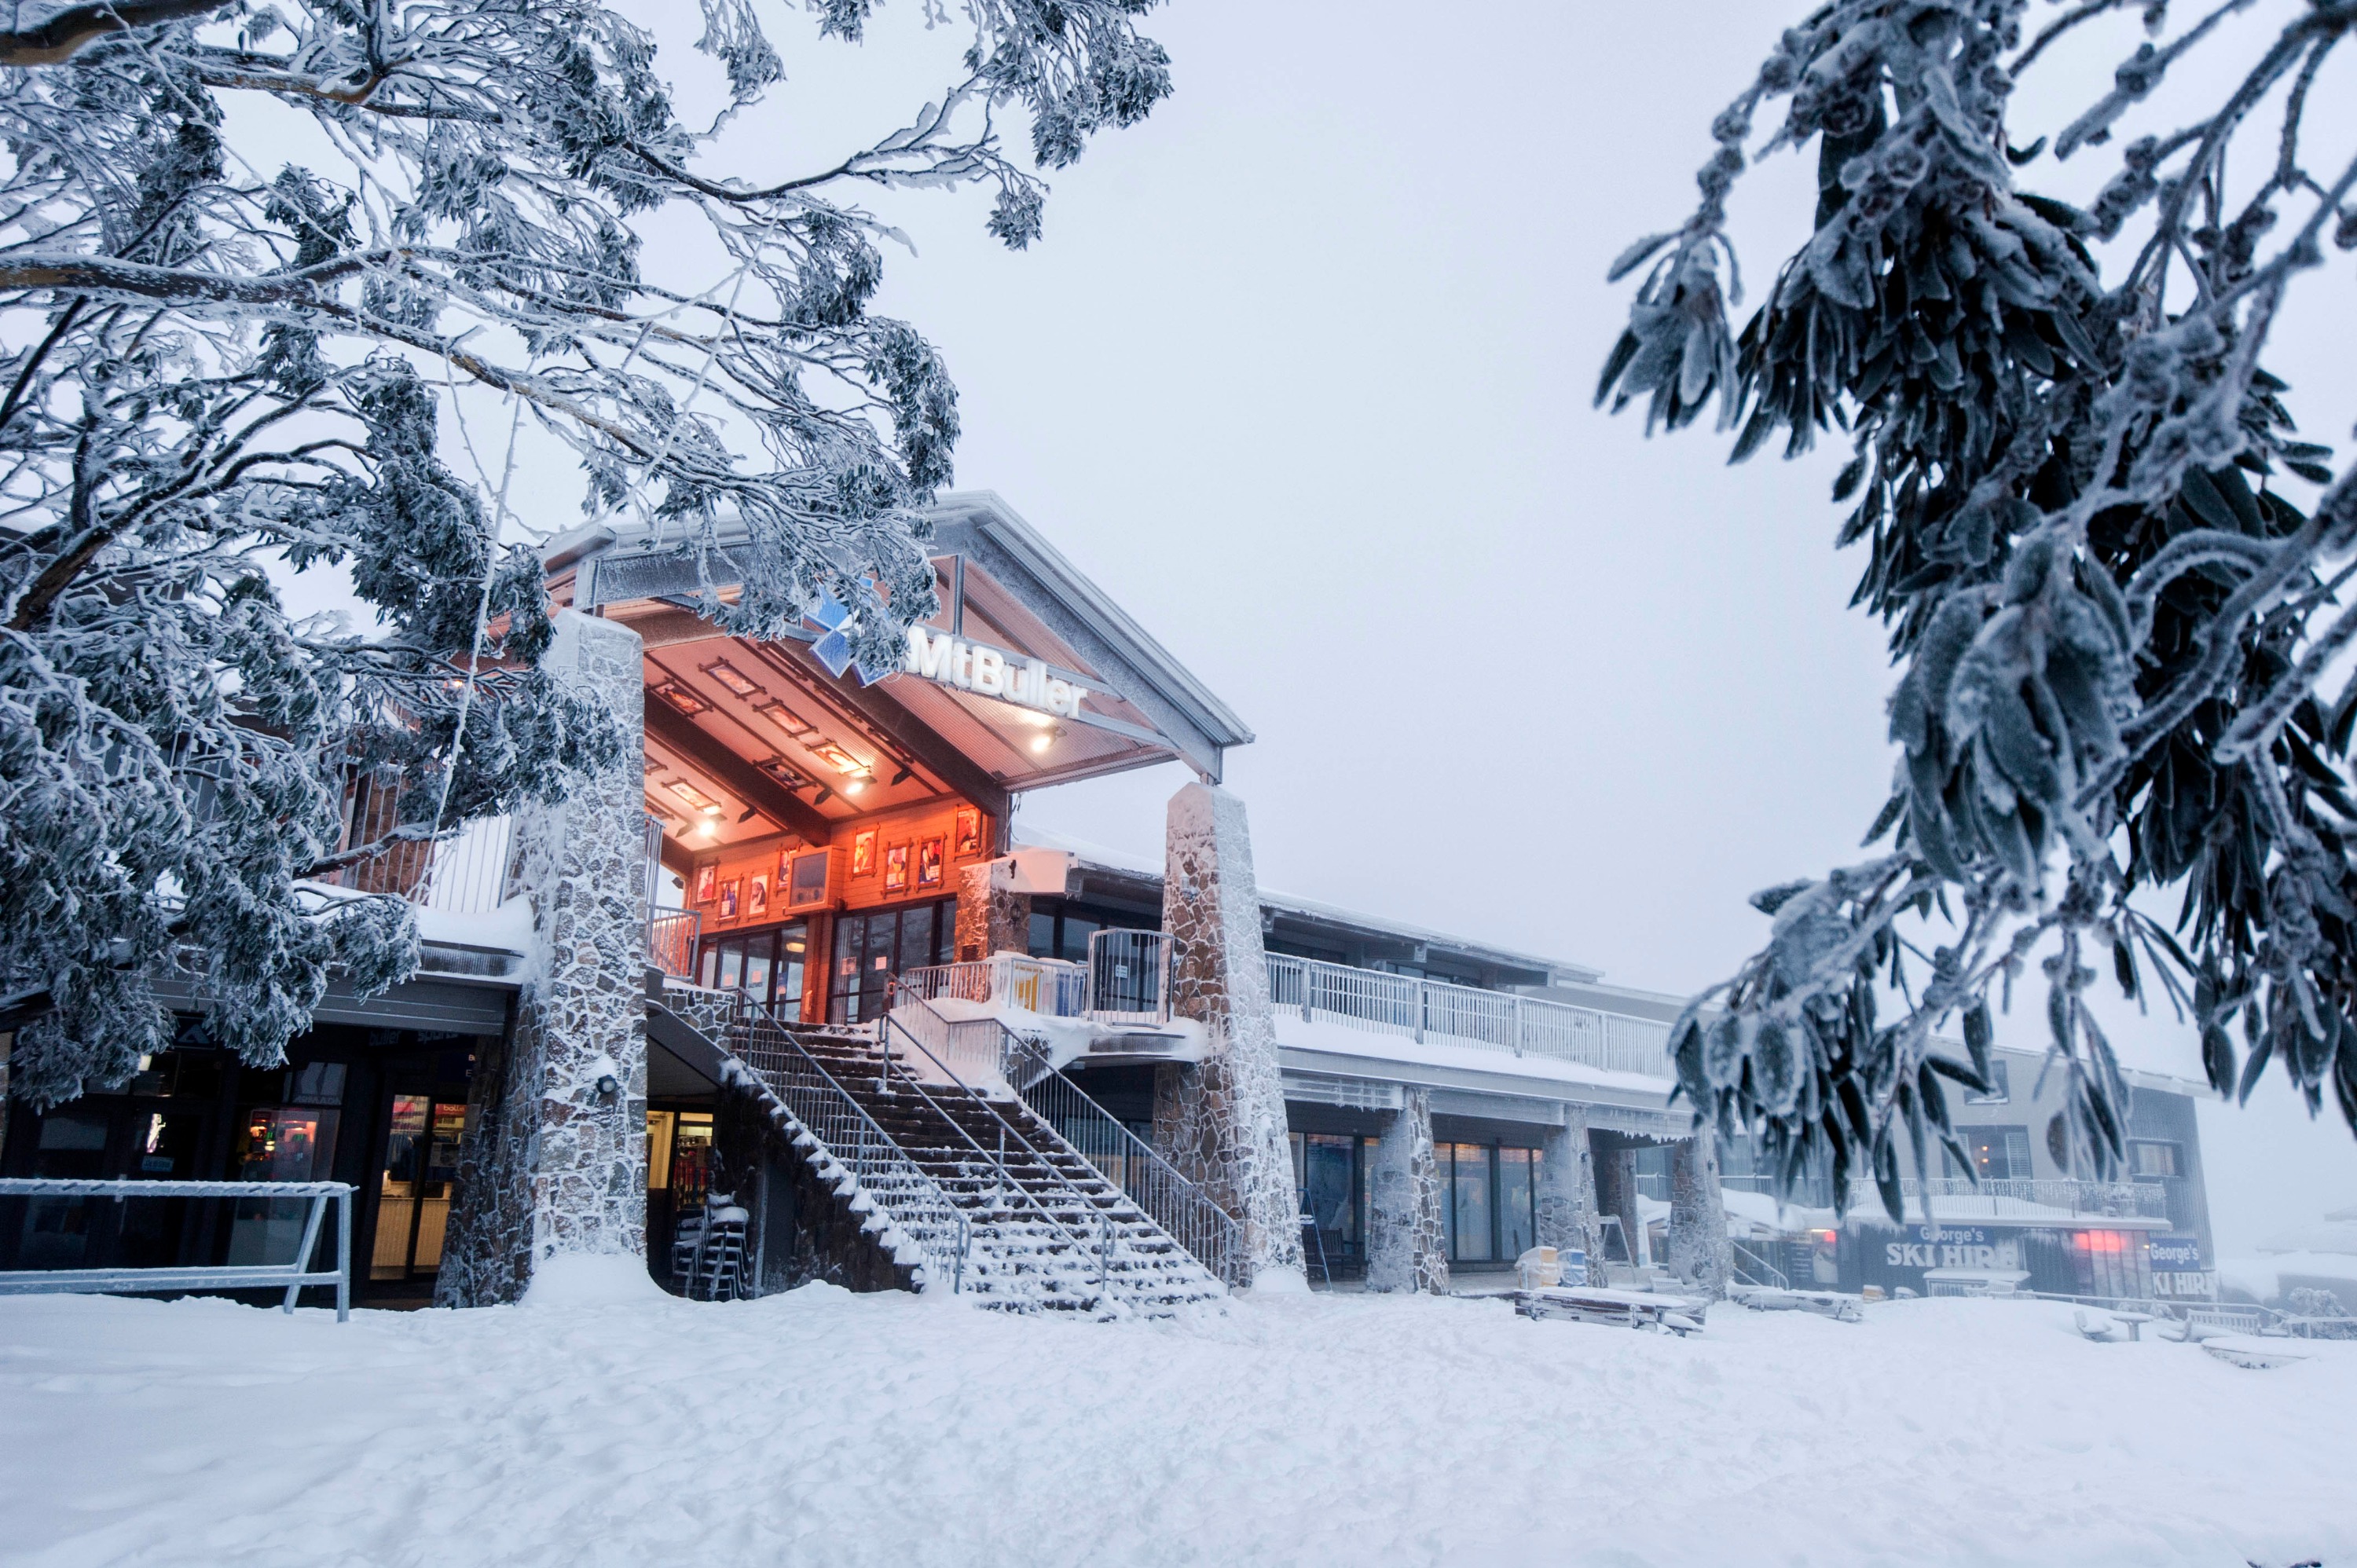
(1666, 1133, 1734, 1299)
(1157, 782, 1304, 1289)
(438, 610, 650, 1306)
(954, 859, 1029, 962)
(1365, 1088, 1448, 1294)
(1592, 1135, 1644, 1272)
(1537, 1106, 1604, 1287)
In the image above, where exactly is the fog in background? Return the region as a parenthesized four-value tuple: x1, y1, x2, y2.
(305, 2, 2357, 1251)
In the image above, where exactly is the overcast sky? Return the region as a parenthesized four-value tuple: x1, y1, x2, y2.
(383, 2, 2357, 1250)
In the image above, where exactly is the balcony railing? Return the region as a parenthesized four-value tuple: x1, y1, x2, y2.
(896, 942, 1679, 1079)
(896, 953, 1089, 1019)
(648, 908, 702, 980)
(1265, 952, 1673, 1079)
(315, 811, 515, 916)
(1851, 1177, 2169, 1221)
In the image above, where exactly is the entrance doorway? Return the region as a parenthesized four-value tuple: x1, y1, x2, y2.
(370, 1095, 467, 1282)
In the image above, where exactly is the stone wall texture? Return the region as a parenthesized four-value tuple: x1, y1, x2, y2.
(955, 860, 1029, 962)
(1666, 1132, 1734, 1299)
(438, 610, 650, 1306)
(1365, 1089, 1448, 1294)
(1593, 1140, 1644, 1271)
(1157, 782, 1303, 1286)
(1538, 1109, 1605, 1287)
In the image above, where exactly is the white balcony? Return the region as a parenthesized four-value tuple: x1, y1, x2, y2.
(893, 934, 1679, 1090)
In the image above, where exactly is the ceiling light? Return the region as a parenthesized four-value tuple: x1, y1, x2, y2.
(701, 660, 761, 698)
(695, 819, 718, 840)
(842, 777, 867, 796)
(1029, 733, 1052, 753)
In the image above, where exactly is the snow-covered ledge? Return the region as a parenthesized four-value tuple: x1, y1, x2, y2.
(439, 610, 650, 1306)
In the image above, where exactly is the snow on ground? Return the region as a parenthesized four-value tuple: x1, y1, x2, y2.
(0, 1282, 2351, 1568)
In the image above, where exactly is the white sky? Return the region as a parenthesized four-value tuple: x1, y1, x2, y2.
(294, 1, 2357, 1249)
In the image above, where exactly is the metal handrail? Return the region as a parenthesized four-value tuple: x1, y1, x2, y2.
(722, 995, 973, 1295)
(0, 1179, 353, 1321)
(647, 907, 702, 980)
(1001, 1029, 1244, 1286)
(1263, 951, 1673, 1078)
(876, 1006, 1133, 1303)
(1729, 1237, 1791, 1291)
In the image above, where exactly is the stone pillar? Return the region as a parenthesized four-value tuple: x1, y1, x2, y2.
(1365, 1088, 1448, 1294)
(1592, 1135, 1644, 1272)
(1157, 782, 1304, 1288)
(1538, 1106, 1604, 1287)
(954, 859, 1029, 962)
(1666, 1133, 1733, 1299)
(438, 610, 650, 1306)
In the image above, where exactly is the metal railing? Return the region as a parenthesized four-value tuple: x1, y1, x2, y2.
(877, 1003, 1138, 1306)
(1850, 1176, 2170, 1220)
(648, 907, 701, 980)
(884, 985, 1010, 1086)
(317, 770, 515, 916)
(723, 998, 973, 1295)
(1087, 928, 1173, 1024)
(1264, 952, 1673, 1078)
(0, 1179, 353, 1321)
(1730, 1237, 1791, 1291)
(1003, 1031, 1244, 1286)
(896, 953, 1088, 1019)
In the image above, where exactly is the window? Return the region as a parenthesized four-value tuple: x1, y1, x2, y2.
(2128, 1140, 2183, 1179)
(1965, 1057, 2011, 1105)
(696, 921, 810, 1017)
(1956, 1126, 2033, 1182)
(1024, 898, 1157, 967)
(827, 899, 952, 1024)
(1431, 1141, 1542, 1266)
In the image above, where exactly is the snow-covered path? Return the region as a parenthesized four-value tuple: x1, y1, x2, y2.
(0, 1277, 2348, 1568)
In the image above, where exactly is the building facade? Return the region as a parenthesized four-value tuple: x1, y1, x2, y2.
(0, 491, 2216, 1313)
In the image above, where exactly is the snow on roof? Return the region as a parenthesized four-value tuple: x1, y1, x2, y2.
(1012, 824, 1605, 985)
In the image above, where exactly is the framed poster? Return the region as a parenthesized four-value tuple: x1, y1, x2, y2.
(882, 841, 911, 894)
(717, 878, 741, 921)
(917, 836, 944, 889)
(748, 874, 768, 918)
(695, 863, 717, 903)
(852, 826, 878, 877)
(953, 806, 984, 858)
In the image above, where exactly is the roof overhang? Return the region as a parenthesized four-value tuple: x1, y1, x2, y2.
(552, 493, 1251, 861)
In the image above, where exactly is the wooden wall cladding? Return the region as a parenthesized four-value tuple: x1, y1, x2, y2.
(687, 800, 991, 928)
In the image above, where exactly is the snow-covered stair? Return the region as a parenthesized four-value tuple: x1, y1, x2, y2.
(711, 1008, 1226, 1317)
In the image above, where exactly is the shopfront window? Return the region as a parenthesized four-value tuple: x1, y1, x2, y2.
(1434, 1140, 1543, 1266)
(827, 899, 952, 1024)
(698, 921, 810, 1016)
(231, 1105, 342, 1266)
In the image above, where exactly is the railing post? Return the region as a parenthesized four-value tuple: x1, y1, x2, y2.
(1413, 979, 1425, 1045)
(335, 1186, 352, 1322)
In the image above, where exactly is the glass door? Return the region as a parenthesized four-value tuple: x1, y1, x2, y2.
(368, 1094, 464, 1282)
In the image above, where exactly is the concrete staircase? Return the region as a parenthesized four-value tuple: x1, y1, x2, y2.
(715, 1001, 1228, 1316)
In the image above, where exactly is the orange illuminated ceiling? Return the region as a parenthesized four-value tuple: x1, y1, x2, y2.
(553, 493, 1253, 864)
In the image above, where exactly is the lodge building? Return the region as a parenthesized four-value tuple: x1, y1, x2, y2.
(0, 493, 2218, 1312)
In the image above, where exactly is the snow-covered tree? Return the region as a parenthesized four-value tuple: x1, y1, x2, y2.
(1601, 0, 2357, 1212)
(0, 0, 1171, 1106)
